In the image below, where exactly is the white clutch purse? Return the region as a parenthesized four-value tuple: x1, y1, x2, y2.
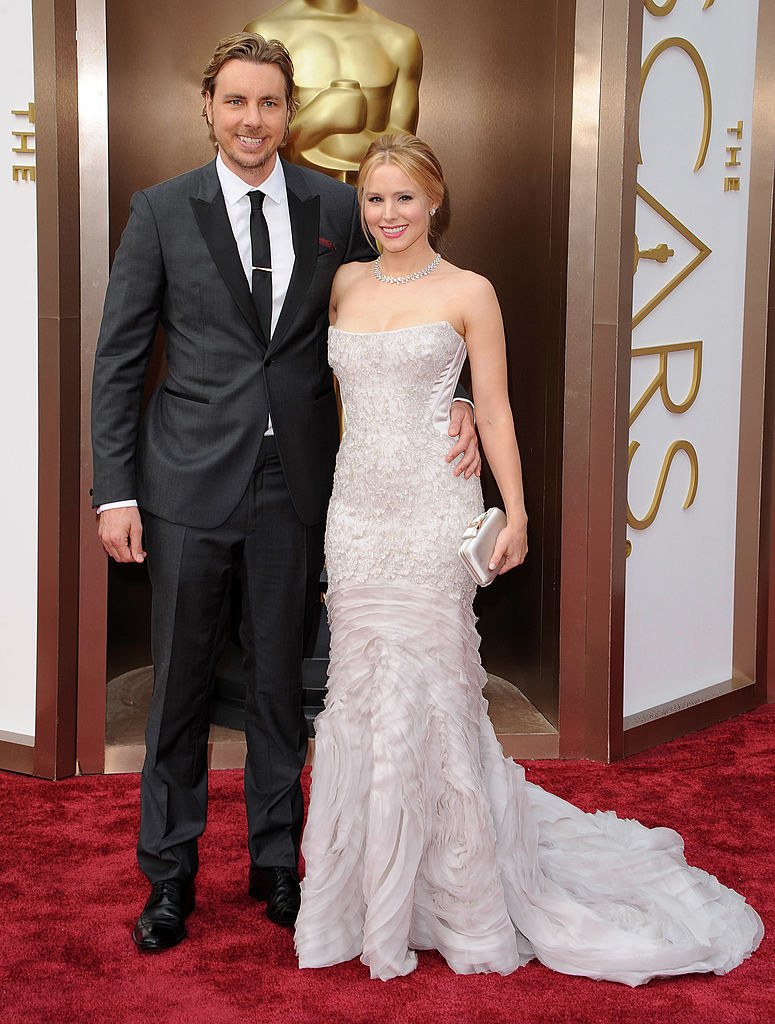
(459, 507, 507, 587)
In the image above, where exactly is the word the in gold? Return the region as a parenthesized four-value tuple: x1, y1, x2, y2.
(11, 102, 35, 184)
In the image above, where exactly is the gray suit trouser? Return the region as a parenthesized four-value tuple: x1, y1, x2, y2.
(137, 437, 324, 882)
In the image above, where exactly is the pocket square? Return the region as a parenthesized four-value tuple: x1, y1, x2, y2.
(318, 236, 335, 254)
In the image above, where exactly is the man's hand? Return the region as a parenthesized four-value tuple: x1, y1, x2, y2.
(447, 401, 481, 479)
(98, 507, 146, 564)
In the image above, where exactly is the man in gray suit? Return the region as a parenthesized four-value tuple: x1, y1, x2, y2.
(92, 33, 478, 952)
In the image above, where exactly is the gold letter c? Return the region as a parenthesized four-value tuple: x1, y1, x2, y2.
(639, 37, 712, 171)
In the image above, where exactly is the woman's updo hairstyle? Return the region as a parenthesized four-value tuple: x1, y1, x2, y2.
(357, 133, 445, 250)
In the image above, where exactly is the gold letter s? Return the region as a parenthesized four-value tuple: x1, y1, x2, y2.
(627, 440, 699, 530)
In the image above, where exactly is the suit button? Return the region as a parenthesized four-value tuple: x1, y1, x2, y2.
(264, 358, 272, 368)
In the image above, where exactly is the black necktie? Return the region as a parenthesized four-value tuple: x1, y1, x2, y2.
(249, 190, 272, 341)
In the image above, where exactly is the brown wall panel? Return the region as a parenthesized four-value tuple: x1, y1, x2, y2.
(103, 0, 574, 720)
(33, 0, 81, 779)
(558, 0, 642, 761)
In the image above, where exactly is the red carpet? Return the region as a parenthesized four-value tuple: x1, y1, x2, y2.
(1, 706, 772, 1024)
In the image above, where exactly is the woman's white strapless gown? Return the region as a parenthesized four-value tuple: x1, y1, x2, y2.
(294, 322, 763, 984)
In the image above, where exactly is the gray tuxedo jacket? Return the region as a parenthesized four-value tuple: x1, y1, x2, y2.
(91, 157, 372, 529)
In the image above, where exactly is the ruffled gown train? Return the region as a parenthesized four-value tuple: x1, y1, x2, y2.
(294, 322, 763, 984)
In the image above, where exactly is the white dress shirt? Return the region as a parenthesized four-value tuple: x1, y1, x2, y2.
(98, 153, 295, 513)
(216, 151, 295, 359)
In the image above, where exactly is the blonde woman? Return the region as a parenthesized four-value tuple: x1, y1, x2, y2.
(294, 134, 762, 983)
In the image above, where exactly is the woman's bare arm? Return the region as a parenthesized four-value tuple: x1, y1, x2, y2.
(462, 275, 527, 573)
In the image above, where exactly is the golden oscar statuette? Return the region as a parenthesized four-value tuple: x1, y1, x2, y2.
(245, 0, 422, 182)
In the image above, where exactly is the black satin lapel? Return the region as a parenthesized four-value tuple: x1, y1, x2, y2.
(190, 193, 267, 348)
(269, 191, 320, 353)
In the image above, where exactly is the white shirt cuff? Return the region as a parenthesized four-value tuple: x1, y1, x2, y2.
(96, 499, 138, 514)
(452, 396, 475, 421)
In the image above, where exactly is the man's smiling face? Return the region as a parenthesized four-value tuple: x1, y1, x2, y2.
(205, 59, 289, 185)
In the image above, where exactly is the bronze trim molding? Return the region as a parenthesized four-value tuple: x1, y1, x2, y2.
(733, 0, 775, 705)
(748, 0, 775, 708)
(623, 683, 758, 757)
(75, 0, 110, 775)
(559, 0, 643, 761)
(623, 674, 753, 730)
(766, 188, 775, 704)
(0, 738, 35, 775)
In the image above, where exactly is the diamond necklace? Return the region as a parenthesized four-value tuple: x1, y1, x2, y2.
(373, 252, 441, 285)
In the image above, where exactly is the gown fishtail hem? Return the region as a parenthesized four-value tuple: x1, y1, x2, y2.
(295, 580, 763, 984)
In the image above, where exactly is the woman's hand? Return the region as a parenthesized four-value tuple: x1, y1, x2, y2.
(489, 515, 528, 575)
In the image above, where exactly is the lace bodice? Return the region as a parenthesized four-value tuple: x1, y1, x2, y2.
(325, 321, 483, 600)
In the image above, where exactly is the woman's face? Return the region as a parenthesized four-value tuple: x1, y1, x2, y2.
(362, 162, 434, 256)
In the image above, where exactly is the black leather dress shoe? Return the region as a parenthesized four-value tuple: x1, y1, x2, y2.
(248, 866, 301, 926)
(132, 879, 195, 951)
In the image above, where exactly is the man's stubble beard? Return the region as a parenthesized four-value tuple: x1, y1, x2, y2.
(222, 142, 277, 172)
(218, 123, 290, 173)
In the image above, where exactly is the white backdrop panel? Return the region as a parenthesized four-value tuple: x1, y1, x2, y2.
(624, 1, 760, 717)
(0, 0, 38, 739)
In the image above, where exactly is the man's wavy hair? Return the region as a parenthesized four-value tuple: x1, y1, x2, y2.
(201, 33, 299, 146)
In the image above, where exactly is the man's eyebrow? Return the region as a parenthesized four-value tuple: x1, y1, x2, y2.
(221, 92, 283, 101)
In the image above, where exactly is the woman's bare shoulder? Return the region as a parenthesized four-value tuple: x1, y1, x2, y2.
(443, 263, 496, 296)
(331, 259, 374, 310)
(335, 259, 374, 286)
(442, 264, 499, 314)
